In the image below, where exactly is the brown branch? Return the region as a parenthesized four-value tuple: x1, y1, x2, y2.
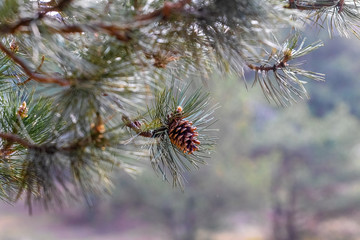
(338, 0, 345, 13)
(285, 1, 338, 10)
(248, 61, 287, 72)
(288, 0, 296, 8)
(0, 0, 192, 46)
(45, 0, 74, 12)
(135, 0, 191, 21)
(0, 42, 70, 86)
(122, 115, 153, 138)
(17, 55, 45, 86)
(0, 132, 61, 157)
(248, 64, 277, 72)
(59, 138, 90, 152)
(58, 23, 132, 41)
(9, 21, 131, 42)
(42, 0, 192, 38)
(48, 22, 128, 32)
(248, 49, 291, 72)
(0, 0, 189, 35)
(0, 133, 37, 149)
(98, 24, 132, 41)
(0, 0, 74, 34)
(6, 23, 132, 42)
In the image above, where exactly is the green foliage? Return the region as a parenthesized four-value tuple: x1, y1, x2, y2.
(0, 0, 19, 23)
(249, 35, 325, 106)
(147, 83, 217, 187)
(0, 0, 359, 211)
(305, 0, 360, 38)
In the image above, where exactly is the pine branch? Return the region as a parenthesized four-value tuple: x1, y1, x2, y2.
(0, 42, 70, 86)
(43, 0, 74, 11)
(43, 23, 132, 42)
(338, 0, 345, 12)
(0, 0, 192, 40)
(247, 45, 293, 72)
(0, 0, 74, 34)
(135, 0, 191, 21)
(285, 0, 339, 10)
(246, 36, 324, 106)
(0, 0, 356, 209)
(247, 61, 288, 72)
(285, 0, 348, 14)
(0, 0, 191, 36)
(17, 56, 45, 86)
(145, 84, 217, 187)
(122, 115, 154, 138)
(0, 132, 36, 149)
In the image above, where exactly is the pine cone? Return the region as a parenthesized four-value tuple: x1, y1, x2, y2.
(167, 109, 200, 154)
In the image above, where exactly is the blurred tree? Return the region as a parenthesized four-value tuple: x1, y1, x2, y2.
(304, 37, 360, 118)
(252, 104, 360, 240)
(0, 0, 359, 211)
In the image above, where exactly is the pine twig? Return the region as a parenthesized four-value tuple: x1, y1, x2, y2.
(247, 50, 291, 72)
(289, 0, 296, 8)
(0, 0, 190, 35)
(122, 115, 153, 138)
(0, 43, 70, 86)
(44, 0, 74, 12)
(338, 0, 345, 13)
(135, 0, 191, 21)
(45, 23, 131, 42)
(17, 56, 45, 86)
(0, 0, 191, 41)
(0, 132, 37, 149)
(0, 0, 74, 34)
(285, 1, 338, 10)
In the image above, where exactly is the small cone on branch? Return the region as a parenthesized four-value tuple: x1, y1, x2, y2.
(167, 106, 200, 154)
(17, 101, 28, 119)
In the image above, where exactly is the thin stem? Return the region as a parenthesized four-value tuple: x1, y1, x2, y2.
(122, 115, 153, 138)
(0, 0, 190, 36)
(0, 132, 36, 149)
(0, 43, 70, 86)
(247, 61, 287, 72)
(338, 0, 345, 13)
(135, 0, 191, 21)
(288, 0, 296, 8)
(45, 23, 131, 42)
(0, 0, 74, 34)
(285, 1, 338, 10)
(18, 56, 45, 86)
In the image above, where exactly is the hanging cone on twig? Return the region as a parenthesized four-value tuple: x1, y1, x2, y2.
(167, 106, 200, 154)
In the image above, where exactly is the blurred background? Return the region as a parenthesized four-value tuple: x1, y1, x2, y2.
(2, 33, 360, 240)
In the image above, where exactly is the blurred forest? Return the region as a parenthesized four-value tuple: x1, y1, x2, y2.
(2, 33, 360, 240)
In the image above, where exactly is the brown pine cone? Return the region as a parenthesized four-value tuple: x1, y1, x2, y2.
(167, 107, 200, 154)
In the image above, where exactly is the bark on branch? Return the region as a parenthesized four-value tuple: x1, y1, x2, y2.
(285, 0, 340, 10)
(247, 59, 289, 72)
(0, 42, 70, 86)
(122, 115, 153, 138)
(0, 0, 74, 34)
(0, 132, 36, 149)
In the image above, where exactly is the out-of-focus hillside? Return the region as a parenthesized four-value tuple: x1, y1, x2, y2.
(2, 35, 360, 240)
